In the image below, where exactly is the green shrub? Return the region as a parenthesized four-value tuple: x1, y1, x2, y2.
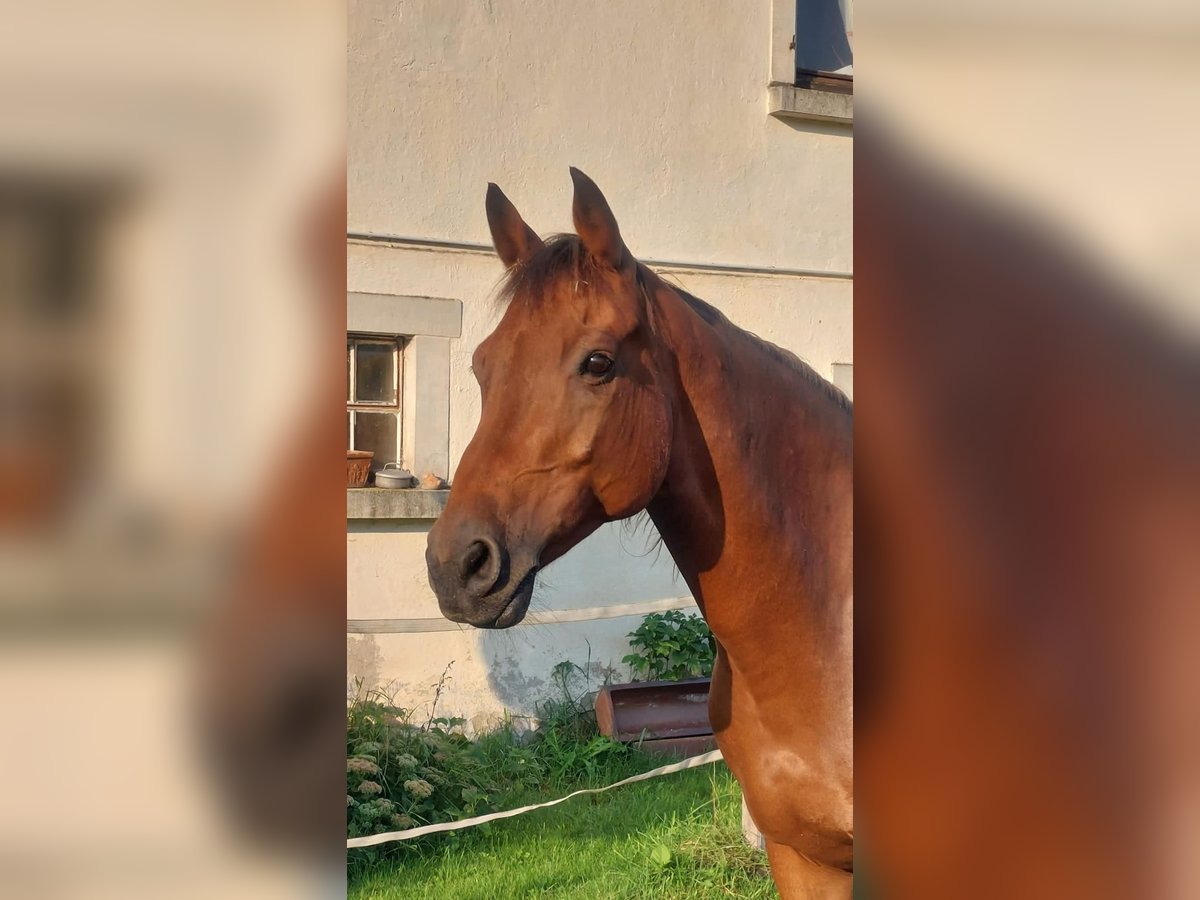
(347, 662, 634, 867)
(622, 610, 716, 682)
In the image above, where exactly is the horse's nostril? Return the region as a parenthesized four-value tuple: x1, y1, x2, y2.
(431, 529, 507, 603)
(461, 540, 491, 581)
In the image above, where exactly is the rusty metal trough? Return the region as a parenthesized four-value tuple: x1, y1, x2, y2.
(594, 676, 716, 758)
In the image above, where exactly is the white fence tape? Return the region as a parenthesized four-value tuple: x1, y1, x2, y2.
(347, 749, 724, 849)
(347, 596, 699, 634)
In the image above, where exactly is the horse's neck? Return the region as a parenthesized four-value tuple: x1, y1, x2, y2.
(645, 278, 853, 659)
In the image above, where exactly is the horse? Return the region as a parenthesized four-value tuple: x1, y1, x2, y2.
(426, 169, 854, 898)
(855, 139, 1200, 899)
(195, 172, 349, 861)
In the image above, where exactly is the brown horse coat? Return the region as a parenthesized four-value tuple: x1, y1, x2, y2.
(427, 170, 853, 898)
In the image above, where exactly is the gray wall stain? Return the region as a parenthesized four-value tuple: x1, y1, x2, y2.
(347, 634, 382, 693)
(484, 649, 547, 713)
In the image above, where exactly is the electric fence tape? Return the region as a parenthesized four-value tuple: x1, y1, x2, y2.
(347, 749, 724, 849)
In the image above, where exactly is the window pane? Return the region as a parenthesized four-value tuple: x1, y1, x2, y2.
(354, 342, 395, 404)
(795, 0, 853, 75)
(353, 411, 397, 467)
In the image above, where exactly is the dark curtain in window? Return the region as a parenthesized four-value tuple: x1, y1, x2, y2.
(795, 0, 853, 75)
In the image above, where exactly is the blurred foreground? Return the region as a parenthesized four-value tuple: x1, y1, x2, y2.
(0, 2, 346, 898)
(856, 2, 1200, 897)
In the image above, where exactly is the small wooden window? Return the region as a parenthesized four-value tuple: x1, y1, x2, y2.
(347, 334, 404, 468)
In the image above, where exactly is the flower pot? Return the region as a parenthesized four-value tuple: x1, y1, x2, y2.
(594, 676, 715, 758)
(347, 450, 373, 488)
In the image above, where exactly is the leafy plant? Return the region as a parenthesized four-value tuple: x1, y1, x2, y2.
(346, 677, 488, 853)
(347, 662, 634, 873)
(622, 610, 716, 682)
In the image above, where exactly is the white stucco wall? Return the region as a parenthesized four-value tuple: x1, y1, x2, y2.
(347, 0, 852, 725)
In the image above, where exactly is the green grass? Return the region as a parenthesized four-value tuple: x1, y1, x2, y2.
(349, 762, 777, 900)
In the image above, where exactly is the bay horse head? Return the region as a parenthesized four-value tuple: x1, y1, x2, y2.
(426, 169, 673, 628)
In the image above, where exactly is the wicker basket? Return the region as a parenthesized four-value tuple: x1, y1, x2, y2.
(347, 450, 374, 488)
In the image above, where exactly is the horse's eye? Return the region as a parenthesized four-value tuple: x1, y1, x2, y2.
(582, 352, 615, 378)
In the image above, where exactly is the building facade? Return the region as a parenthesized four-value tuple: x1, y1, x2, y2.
(347, 0, 852, 729)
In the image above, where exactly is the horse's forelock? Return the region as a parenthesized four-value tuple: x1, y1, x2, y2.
(494, 233, 605, 312)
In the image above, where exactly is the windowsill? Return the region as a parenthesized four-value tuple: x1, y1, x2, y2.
(347, 488, 450, 521)
(768, 81, 853, 126)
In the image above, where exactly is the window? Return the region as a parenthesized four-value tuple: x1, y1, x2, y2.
(1, 179, 115, 529)
(347, 334, 405, 470)
(345, 291, 461, 486)
(794, 0, 853, 83)
(768, 0, 853, 122)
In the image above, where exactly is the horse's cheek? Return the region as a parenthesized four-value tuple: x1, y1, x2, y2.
(601, 393, 670, 517)
(642, 389, 672, 476)
(624, 391, 669, 487)
(593, 448, 652, 518)
(628, 396, 676, 513)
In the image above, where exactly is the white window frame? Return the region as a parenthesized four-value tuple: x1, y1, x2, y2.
(347, 333, 406, 467)
(346, 292, 461, 483)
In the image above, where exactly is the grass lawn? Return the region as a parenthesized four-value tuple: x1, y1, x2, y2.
(349, 762, 777, 900)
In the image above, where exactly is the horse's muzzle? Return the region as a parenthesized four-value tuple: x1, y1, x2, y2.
(425, 522, 537, 628)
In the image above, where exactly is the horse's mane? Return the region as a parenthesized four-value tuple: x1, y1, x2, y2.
(496, 233, 853, 417)
(666, 282, 853, 418)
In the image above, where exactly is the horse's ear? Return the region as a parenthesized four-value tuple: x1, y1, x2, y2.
(486, 183, 544, 268)
(570, 167, 627, 269)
